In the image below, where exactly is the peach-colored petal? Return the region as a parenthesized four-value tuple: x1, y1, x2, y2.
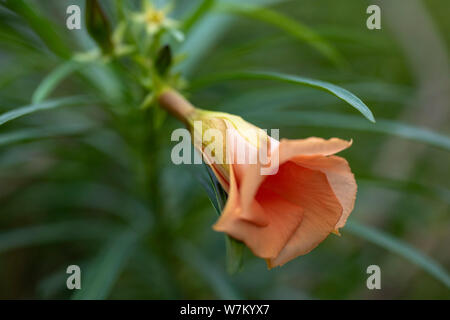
(260, 161, 342, 267)
(291, 155, 356, 230)
(279, 137, 352, 158)
(213, 163, 304, 259)
(235, 137, 350, 226)
(160, 91, 357, 267)
(223, 125, 279, 226)
(209, 128, 354, 267)
(209, 162, 230, 192)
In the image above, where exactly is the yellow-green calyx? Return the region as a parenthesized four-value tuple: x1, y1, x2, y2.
(157, 89, 271, 183)
(157, 89, 268, 148)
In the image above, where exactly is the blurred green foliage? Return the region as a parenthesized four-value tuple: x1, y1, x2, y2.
(0, 0, 448, 299)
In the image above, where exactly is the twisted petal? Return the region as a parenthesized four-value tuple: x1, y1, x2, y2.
(210, 127, 356, 267)
(278, 137, 356, 230)
(265, 161, 342, 267)
(213, 163, 304, 259)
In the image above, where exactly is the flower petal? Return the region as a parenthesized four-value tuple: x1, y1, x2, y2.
(224, 124, 278, 226)
(213, 164, 304, 259)
(211, 127, 353, 266)
(291, 155, 356, 230)
(147, 24, 159, 35)
(279, 137, 352, 158)
(265, 161, 343, 267)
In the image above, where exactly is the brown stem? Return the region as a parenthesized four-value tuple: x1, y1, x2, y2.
(157, 89, 196, 125)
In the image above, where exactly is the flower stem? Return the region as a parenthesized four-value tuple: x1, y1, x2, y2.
(157, 88, 196, 125)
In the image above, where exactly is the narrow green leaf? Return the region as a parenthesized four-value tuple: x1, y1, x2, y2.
(1, 0, 70, 58)
(197, 164, 222, 214)
(346, 221, 450, 288)
(0, 96, 92, 126)
(176, 14, 233, 77)
(221, 83, 409, 113)
(225, 236, 245, 275)
(131, 250, 178, 299)
(176, 0, 283, 77)
(37, 267, 77, 298)
(192, 71, 376, 122)
(82, 129, 132, 168)
(177, 241, 241, 299)
(0, 123, 93, 146)
(72, 231, 138, 300)
(248, 111, 450, 151)
(200, 162, 245, 274)
(9, 181, 153, 230)
(217, 3, 342, 65)
(182, 0, 215, 32)
(0, 21, 40, 52)
(204, 163, 227, 213)
(0, 220, 118, 254)
(32, 61, 83, 103)
(358, 176, 450, 206)
(80, 64, 125, 106)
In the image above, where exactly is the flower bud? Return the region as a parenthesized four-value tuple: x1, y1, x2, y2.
(158, 89, 357, 268)
(86, 0, 113, 54)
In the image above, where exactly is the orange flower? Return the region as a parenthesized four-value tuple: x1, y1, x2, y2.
(158, 89, 357, 268)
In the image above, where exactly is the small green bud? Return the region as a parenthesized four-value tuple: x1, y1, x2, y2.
(86, 0, 113, 54)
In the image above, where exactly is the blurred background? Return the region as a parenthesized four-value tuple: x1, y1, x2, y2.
(0, 0, 449, 299)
